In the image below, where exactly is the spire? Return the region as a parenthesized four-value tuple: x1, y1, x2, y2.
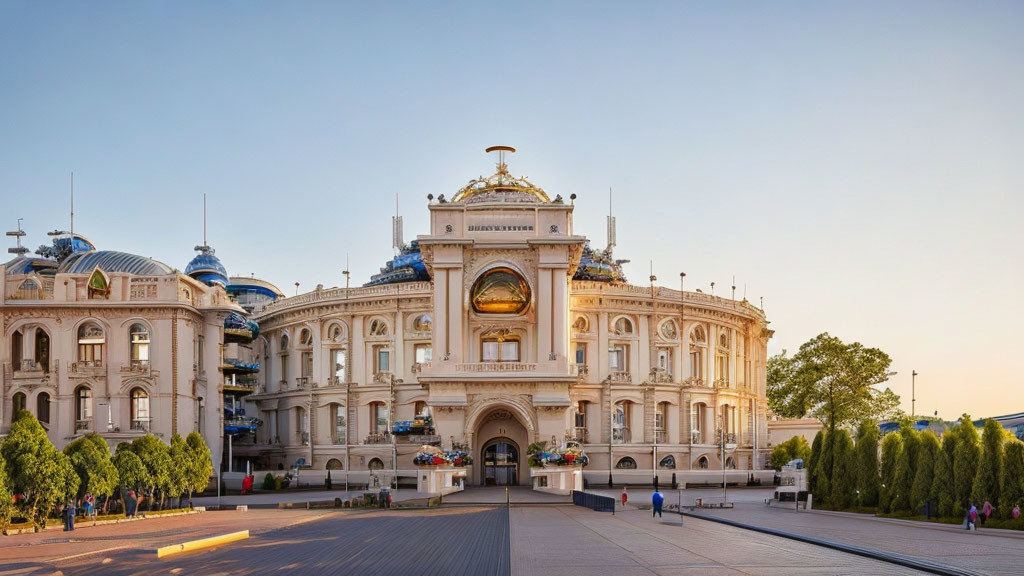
(392, 193, 403, 253)
(194, 193, 214, 255)
(6, 218, 28, 256)
(606, 187, 616, 253)
(485, 145, 515, 174)
(70, 172, 74, 237)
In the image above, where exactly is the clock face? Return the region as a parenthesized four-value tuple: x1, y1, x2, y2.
(471, 267, 530, 314)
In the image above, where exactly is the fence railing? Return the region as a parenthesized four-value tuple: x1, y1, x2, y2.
(572, 491, 615, 513)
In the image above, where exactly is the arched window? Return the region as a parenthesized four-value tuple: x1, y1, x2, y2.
(369, 319, 389, 336)
(129, 323, 150, 368)
(35, 329, 50, 372)
(87, 268, 109, 299)
(715, 330, 730, 384)
(698, 456, 710, 469)
(12, 392, 27, 416)
(131, 388, 150, 431)
(75, 386, 92, 424)
(655, 401, 669, 443)
(326, 458, 344, 470)
(689, 325, 706, 381)
(15, 278, 41, 299)
(725, 456, 735, 470)
(299, 328, 312, 346)
(659, 455, 676, 469)
(328, 324, 345, 343)
(412, 314, 432, 332)
(279, 333, 290, 384)
(613, 317, 633, 335)
(280, 333, 290, 350)
(37, 392, 51, 424)
(573, 316, 589, 333)
(77, 323, 105, 366)
(11, 330, 23, 370)
(615, 457, 637, 469)
(613, 401, 631, 443)
(368, 458, 384, 471)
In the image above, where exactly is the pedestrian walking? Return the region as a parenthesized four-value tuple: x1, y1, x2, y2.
(84, 495, 95, 522)
(621, 486, 628, 506)
(1013, 504, 1020, 520)
(652, 490, 664, 518)
(64, 500, 76, 531)
(126, 490, 137, 518)
(982, 500, 994, 524)
(968, 503, 978, 530)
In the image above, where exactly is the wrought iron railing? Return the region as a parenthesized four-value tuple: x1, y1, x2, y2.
(608, 371, 632, 384)
(455, 363, 536, 373)
(363, 432, 392, 445)
(75, 420, 91, 432)
(131, 418, 151, 432)
(612, 426, 631, 444)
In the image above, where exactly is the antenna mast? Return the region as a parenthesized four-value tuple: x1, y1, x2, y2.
(70, 172, 74, 237)
(6, 218, 28, 256)
(606, 187, 616, 252)
(392, 193, 403, 253)
(194, 193, 213, 255)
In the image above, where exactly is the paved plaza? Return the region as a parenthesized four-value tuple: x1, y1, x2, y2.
(4, 488, 1024, 575)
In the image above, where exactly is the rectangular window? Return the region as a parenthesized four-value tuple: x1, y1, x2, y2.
(197, 336, 204, 371)
(609, 345, 627, 371)
(657, 348, 671, 375)
(575, 343, 586, 365)
(574, 401, 586, 428)
(280, 353, 289, 382)
(375, 347, 390, 373)
(482, 339, 519, 362)
(332, 349, 347, 383)
(414, 344, 432, 364)
(301, 351, 313, 378)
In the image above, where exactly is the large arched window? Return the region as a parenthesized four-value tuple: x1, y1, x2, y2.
(368, 318, 389, 336)
(615, 457, 637, 469)
(37, 392, 51, 424)
(129, 323, 150, 368)
(15, 278, 41, 300)
(368, 458, 384, 471)
(299, 328, 313, 347)
(131, 388, 150, 431)
(35, 328, 50, 372)
(11, 330, 23, 370)
(689, 325, 706, 381)
(659, 455, 677, 469)
(697, 455, 710, 469)
(715, 330, 730, 384)
(326, 458, 344, 470)
(77, 323, 105, 366)
(12, 392, 27, 417)
(613, 317, 633, 335)
(75, 386, 92, 425)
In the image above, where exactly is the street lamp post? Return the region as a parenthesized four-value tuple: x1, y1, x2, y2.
(911, 370, 918, 418)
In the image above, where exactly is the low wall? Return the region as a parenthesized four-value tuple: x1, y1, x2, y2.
(582, 469, 774, 487)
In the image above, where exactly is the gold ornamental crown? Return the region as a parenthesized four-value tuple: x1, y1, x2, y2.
(451, 146, 551, 203)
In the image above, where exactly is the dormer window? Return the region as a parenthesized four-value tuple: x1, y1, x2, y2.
(87, 268, 109, 299)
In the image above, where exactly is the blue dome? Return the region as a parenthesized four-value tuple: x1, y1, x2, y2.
(365, 240, 431, 286)
(59, 250, 174, 276)
(185, 252, 228, 286)
(4, 256, 58, 276)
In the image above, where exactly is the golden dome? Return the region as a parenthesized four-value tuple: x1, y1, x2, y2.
(452, 147, 551, 204)
(471, 268, 531, 314)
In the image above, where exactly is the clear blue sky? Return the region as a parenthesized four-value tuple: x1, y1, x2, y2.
(2, 2, 1022, 420)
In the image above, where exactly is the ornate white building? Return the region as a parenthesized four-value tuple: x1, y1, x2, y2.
(2, 149, 772, 487)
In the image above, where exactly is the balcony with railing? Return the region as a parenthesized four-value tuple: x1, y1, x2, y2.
(11, 360, 51, 382)
(612, 426, 632, 444)
(607, 371, 632, 384)
(120, 360, 152, 376)
(295, 376, 310, 390)
(373, 371, 395, 384)
(683, 377, 708, 388)
(454, 363, 537, 373)
(649, 369, 673, 384)
(131, 418, 151, 432)
(75, 420, 91, 432)
(573, 427, 589, 444)
(363, 432, 392, 445)
(69, 360, 104, 377)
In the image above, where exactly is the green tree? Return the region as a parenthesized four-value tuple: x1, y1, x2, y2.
(890, 429, 916, 512)
(130, 435, 172, 510)
(813, 429, 834, 501)
(932, 434, 956, 518)
(972, 419, 1005, 508)
(854, 420, 880, 507)
(900, 423, 921, 476)
(878, 431, 902, 513)
(184, 432, 213, 506)
(911, 430, 939, 514)
(828, 429, 856, 509)
(766, 334, 900, 435)
(769, 435, 812, 470)
(999, 441, 1024, 518)
(1, 411, 79, 529)
(0, 449, 13, 532)
(807, 431, 823, 495)
(952, 416, 980, 510)
(64, 433, 119, 503)
(167, 434, 189, 507)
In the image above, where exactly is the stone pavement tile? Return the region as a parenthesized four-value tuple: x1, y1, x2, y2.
(651, 568, 748, 576)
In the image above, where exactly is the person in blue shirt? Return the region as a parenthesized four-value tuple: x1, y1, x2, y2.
(652, 491, 664, 518)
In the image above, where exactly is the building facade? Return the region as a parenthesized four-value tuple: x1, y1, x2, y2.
(1, 150, 772, 487)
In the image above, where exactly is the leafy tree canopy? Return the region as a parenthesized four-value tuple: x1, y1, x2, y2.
(64, 433, 119, 499)
(767, 333, 900, 432)
(1, 411, 78, 527)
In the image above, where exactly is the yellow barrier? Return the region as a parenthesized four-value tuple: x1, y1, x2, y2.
(156, 530, 250, 558)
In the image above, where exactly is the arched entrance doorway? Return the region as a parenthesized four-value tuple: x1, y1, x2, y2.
(472, 406, 530, 486)
(481, 437, 519, 486)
